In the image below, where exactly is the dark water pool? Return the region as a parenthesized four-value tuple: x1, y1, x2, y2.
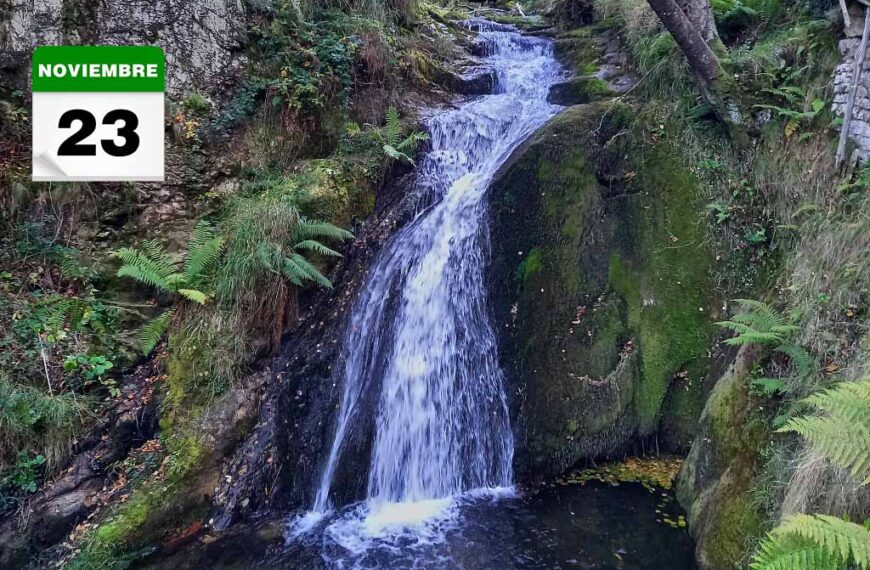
(139, 482, 695, 570)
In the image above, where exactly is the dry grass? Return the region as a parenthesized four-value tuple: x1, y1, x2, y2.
(779, 447, 870, 522)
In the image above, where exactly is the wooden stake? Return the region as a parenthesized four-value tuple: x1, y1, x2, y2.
(837, 7, 870, 168)
(840, 0, 852, 29)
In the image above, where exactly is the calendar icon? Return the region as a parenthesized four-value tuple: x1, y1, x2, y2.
(32, 46, 165, 182)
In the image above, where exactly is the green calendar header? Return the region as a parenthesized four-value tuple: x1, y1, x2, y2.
(32, 46, 164, 92)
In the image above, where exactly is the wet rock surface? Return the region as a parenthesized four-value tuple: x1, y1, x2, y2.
(437, 66, 500, 96)
(487, 102, 716, 480)
(212, 162, 424, 527)
(0, 359, 163, 568)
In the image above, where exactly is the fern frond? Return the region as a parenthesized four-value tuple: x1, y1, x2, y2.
(187, 220, 215, 251)
(280, 257, 307, 286)
(293, 239, 343, 257)
(184, 236, 224, 285)
(178, 289, 208, 305)
(395, 131, 429, 151)
(293, 220, 354, 242)
(718, 299, 801, 347)
(116, 259, 174, 292)
(140, 240, 176, 274)
(751, 537, 840, 570)
(776, 344, 818, 381)
(288, 253, 333, 288)
(115, 242, 178, 292)
(383, 144, 414, 164)
(765, 515, 870, 569)
(139, 310, 173, 355)
(780, 414, 870, 481)
(256, 243, 283, 273)
(733, 298, 788, 330)
(385, 106, 402, 146)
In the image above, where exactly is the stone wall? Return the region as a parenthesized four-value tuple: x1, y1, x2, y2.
(833, 6, 870, 162)
(0, 0, 247, 98)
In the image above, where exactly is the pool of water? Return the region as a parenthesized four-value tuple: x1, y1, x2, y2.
(139, 481, 695, 570)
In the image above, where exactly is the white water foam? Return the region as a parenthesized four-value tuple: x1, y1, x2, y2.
(286, 18, 563, 565)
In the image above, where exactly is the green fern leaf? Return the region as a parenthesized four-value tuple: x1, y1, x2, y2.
(139, 310, 172, 355)
(293, 239, 343, 257)
(383, 143, 413, 164)
(288, 253, 332, 288)
(776, 344, 818, 381)
(184, 221, 224, 285)
(116, 262, 173, 292)
(395, 131, 429, 151)
(760, 514, 870, 569)
(293, 220, 353, 242)
(385, 106, 402, 147)
(280, 258, 306, 286)
(178, 289, 208, 305)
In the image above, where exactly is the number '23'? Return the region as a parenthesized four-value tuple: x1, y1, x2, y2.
(58, 109, 140, 157)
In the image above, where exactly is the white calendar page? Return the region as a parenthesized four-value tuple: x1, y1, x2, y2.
(32, 92, 164, 181)
(31, 45, 165, 182)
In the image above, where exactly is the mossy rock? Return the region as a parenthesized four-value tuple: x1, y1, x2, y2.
(675, 344, 769, 570)
(488, 102, 715, 479)
(553, 30, 604, 75)
(293, 157, 379, 228)
(547, 75, 613, 106)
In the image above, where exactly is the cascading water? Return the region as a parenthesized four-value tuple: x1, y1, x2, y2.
(288, 18, 563, 565)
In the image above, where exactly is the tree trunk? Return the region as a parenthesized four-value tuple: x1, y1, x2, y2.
(647, 0, 746, 134)
(646, 0, 721, 85)
(676, 0, 719, 43)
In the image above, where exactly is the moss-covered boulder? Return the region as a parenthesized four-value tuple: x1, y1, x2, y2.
(547, 75, 613, 105)
(676, 344, 769, 570)
(487, 102, 716, 479)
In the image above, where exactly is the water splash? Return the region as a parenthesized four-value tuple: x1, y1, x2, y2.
(288, 18, 563, 563)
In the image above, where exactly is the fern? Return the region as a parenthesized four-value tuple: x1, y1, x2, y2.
(717, 299, 795, 346)
(752, 515, 870, 570)
(115, 224, 222, 354)
(378, 106, 428, 164)
(779, 380, 870, 482)
(178, 289, 208, 305)
(717, 298, 818, 396)
(138, 310, 172, 355)
(384, 106, 403, 147)
(776, 344, 818, 384)
(184, 221, 224, 286)
(293, 239, 342, 257)
(293, 220, 354, 242)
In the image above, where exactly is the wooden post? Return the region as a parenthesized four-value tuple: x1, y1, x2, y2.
(837, 6, 870, 168)
(840, 0, 852, 29)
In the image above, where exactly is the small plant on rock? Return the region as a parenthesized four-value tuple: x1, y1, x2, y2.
(114, 221, 224, 355)
(751, 379, 870, 570)
(348, 106, 428, 164)
(717, 299, 817, 397)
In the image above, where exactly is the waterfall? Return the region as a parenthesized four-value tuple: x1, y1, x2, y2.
(289, 18, 562, 555)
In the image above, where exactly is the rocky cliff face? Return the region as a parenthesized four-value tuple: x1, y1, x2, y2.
(487, 101, 718, 479)
(1, 0, 246, 97)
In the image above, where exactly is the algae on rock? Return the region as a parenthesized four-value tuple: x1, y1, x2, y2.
(488, 101, 716, 478)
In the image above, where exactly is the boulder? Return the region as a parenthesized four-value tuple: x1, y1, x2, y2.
(488, 102, 717, 479)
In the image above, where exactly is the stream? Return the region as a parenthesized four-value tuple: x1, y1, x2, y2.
(142, 19, 696, 570)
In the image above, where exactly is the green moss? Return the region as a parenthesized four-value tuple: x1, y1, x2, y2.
(488, 102, 715, 473)
(553, 33, 603, 76)
(704, 490, 765, 569)
(608, 138, 714, 436)
(67, 433, 208, 569)
(548, 76, 614, 106)
(516, 247, 544, 284)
